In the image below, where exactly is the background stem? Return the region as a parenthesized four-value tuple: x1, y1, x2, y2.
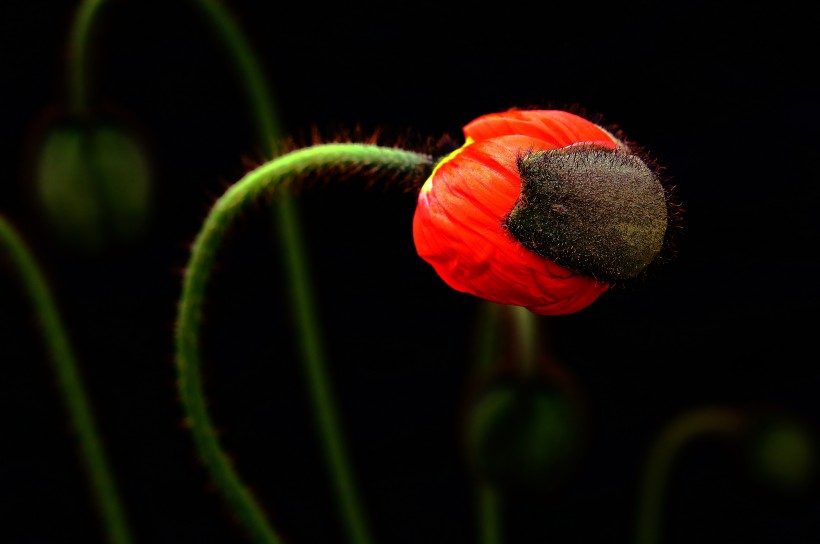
(476, 483, 502, 544)
(188, 0, 283, 151)
(470, 302, 505, 544)
(67, 0, 106, 115)
(635, 406, 746, 544)
(511, 305, 538, 377)
(0, 215, 134, 544)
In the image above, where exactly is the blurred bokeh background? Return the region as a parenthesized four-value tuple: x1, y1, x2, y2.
(1, 1, 817, 543)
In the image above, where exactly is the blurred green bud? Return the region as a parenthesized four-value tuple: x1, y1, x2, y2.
(745, 417, 815, 495)
(32, 117, 153, 254)
(464, 378, 583, 492)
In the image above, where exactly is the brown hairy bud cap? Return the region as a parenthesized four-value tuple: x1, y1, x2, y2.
(504, 144, 668, 282)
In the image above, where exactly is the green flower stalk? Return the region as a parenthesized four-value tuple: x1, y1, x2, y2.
(174, 144, 433, 544)
(0, 214, 134, 544)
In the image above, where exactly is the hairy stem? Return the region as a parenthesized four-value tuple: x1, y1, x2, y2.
(186, 3, 379, 542)
(635, 406, 747, 544)
(0, 215, 134, 544)
(175, 143, 432, 544)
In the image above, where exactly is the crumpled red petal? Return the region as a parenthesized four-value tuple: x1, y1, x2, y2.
(413, 110, 621, 315)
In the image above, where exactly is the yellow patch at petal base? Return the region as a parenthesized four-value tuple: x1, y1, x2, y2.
(420, 137, 474, 194)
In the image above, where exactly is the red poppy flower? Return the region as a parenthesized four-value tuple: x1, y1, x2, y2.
(413, 109, 667, 315)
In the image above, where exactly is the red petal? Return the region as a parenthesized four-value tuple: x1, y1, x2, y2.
(463, 110, 620, 149)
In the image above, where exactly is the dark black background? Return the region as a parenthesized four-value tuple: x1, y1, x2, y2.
(1, 1, 818, 543)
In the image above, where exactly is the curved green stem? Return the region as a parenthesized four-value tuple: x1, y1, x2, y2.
(175, 143, 432, 544)
(187, 2, 380, 542)
(0, 215, 134, 544)
(635, 406, 747, 544)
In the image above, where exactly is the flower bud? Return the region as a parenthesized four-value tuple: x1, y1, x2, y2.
(413, 109, 675, 315)
(32, 116, 153, 253)
(464, 376, 584, 492)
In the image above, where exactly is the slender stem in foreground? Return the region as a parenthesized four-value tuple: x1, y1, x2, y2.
(175, 143, 432, 544)
(635, 406, 747, 544)
(0, 215, 134, 544)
